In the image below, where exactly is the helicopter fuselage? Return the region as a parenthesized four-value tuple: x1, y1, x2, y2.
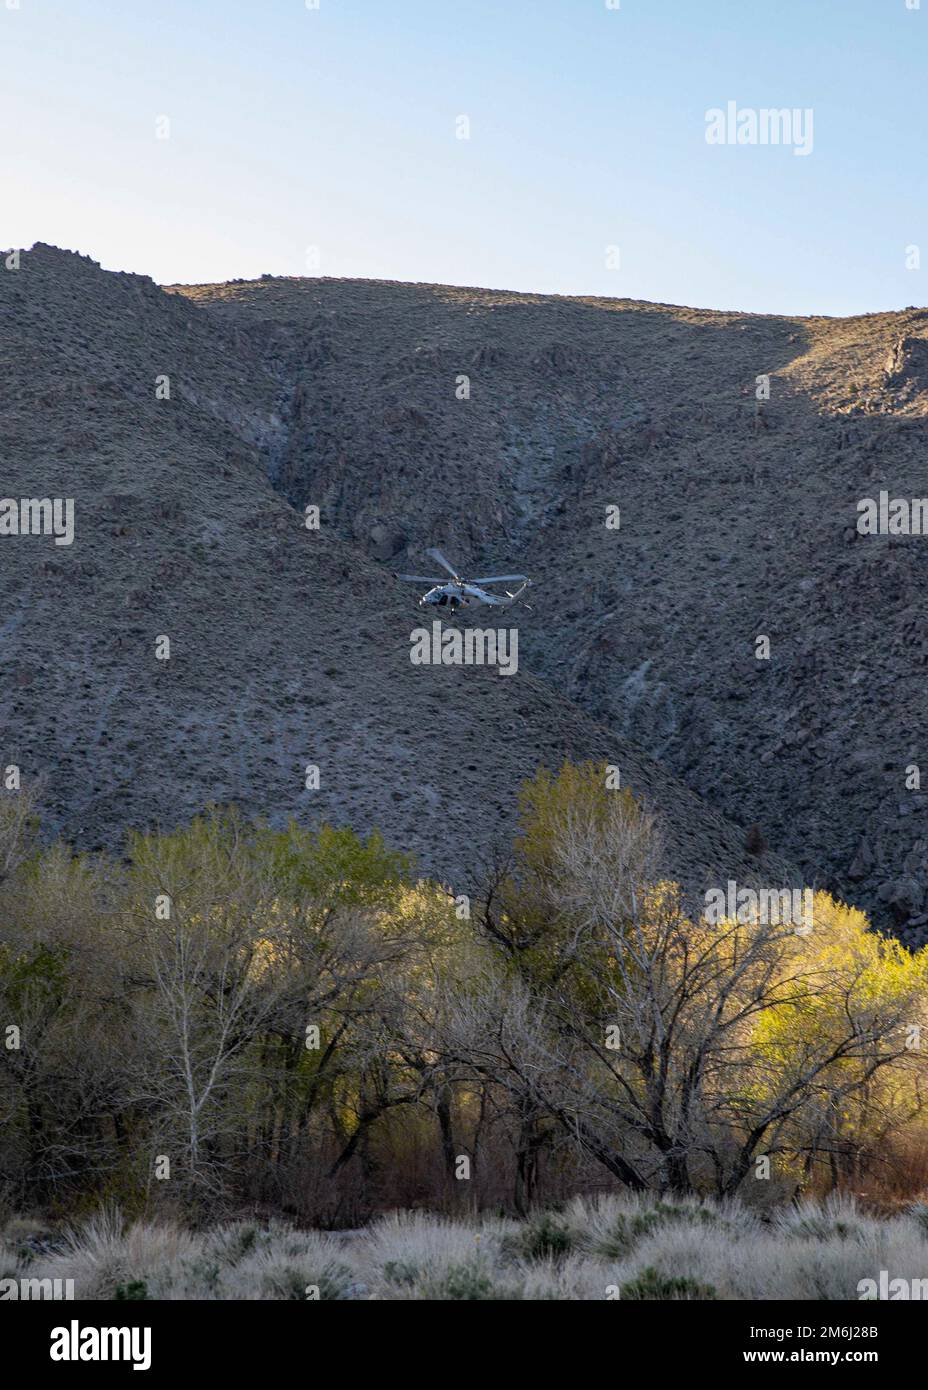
(420, 583, 472, 610)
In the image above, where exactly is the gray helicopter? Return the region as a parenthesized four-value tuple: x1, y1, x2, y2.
(398, 547, 532, 614)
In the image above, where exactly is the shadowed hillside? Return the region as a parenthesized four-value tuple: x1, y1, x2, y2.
(0, 244, 793, 899)
(169, 272, 928, 940)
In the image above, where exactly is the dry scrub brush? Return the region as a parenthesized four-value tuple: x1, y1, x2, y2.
(8, 1192, 928, 1300)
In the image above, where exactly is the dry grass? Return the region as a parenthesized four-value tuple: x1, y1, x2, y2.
(6, 1192, 928, 1301)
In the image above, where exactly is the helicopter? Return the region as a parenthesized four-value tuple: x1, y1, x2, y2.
(398, 548, 532, 614)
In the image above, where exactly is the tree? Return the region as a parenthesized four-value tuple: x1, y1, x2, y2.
(0, 778, 41, 886)
(121, 811, 425, 1203)
(440, 763, 928, 1198)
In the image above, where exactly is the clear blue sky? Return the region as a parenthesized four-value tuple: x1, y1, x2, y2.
(2, 0, 925, 314)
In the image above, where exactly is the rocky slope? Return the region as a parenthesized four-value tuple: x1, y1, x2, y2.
(0, 244, 794, 903)
(172, 274, 928, 939)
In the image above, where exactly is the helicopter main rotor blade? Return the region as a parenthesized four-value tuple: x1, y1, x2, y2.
(471, 574, 527, 585)
(426, 547, 460, 580)
(397, 574, 445, 583)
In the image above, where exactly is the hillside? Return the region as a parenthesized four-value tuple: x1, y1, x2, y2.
(0, 244, 792, 901)
(170, 274, 928, 939)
